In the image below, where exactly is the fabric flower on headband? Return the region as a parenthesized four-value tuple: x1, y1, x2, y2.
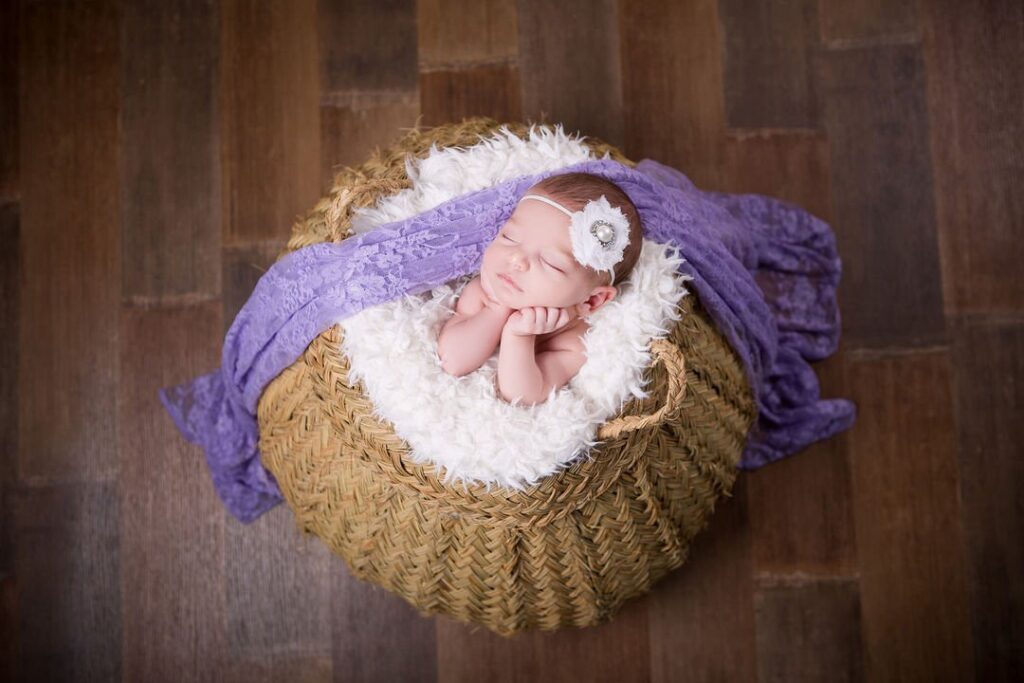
(517, 193, 631, 282)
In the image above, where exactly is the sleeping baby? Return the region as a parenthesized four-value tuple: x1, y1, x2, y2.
(437, 171, 644, 406)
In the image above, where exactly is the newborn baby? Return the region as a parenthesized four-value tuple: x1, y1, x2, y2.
(437, 171, 643, 406)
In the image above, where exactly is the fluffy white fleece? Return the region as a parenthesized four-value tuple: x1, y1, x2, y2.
(336, 124, 693, 492)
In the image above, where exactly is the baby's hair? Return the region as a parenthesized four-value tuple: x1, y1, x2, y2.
(530, 172, 643, 288)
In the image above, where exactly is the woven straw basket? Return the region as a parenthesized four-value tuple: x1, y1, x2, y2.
(257, 117, 757, 637)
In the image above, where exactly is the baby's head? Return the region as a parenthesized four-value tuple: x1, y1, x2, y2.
(480, 172, 643, 316)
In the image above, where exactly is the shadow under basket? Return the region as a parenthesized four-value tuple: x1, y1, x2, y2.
(256, 117, 757, 637)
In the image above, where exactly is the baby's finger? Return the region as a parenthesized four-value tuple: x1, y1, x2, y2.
(524, 309, 540, 331)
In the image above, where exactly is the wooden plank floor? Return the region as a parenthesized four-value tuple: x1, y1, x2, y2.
(2, 0, 1021, 681)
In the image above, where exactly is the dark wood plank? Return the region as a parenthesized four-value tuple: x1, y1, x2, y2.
(0, 0, 17, 200)
(13, 482, 121, 681)
(119, 302, 228, 681)
(748, 443, 857, 576)
(724, 130, 833, 223)
(719, 0, 822, 129)
(418, 0, 518, 68)
(949, 316, 1024, 679)
(921, 0, 1024, 313)
(648, 478, 757, 682)
(332, 568, 438, 682)
(120, 0, 220, 300)
(319, 96, 420, 195)
(620, 0, 728, 189)
(436, 581, 648, 683)
(224, 513, 334, 666)
(747, 355, 858, 575)
(820, 0, 920, 43)
(221, 0, 320, 245)
(516, 0, 623, 150)
(419, 65, 522, 128)
(0, 203, 17, 682)
(222, 242, 287, 334)
(19, 0, 120, 481)
(318, 0, 417, 94)
(846, 350, 974, 680)
(819, 45, 946, 350)
(0, 571, 14, 682)
(0, 204, 17, 576)
(226, 655, 332, 683)
(320, 0, 419, 196)
(754, 576, 864, 682)
(726, 130, 858, 576)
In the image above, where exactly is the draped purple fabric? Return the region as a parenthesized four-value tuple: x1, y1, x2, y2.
(159, 157, 856, 524)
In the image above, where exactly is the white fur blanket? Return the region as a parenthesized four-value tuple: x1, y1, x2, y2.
(336, 125, 693, 491)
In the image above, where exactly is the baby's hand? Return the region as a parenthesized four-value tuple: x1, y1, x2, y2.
(503, 306, 578, 337)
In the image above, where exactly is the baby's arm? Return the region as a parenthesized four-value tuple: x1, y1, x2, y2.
(437, 277, 513, 377)
(496, 310, 586, 406)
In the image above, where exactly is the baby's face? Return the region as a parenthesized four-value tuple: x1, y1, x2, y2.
(480, 189, 609, 309)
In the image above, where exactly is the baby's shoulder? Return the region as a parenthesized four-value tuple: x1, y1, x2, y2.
(545, 319, 591, 354)
(454, 275, 485, 315)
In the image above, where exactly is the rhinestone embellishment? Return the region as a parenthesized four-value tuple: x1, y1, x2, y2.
(591, 220, 615, 248)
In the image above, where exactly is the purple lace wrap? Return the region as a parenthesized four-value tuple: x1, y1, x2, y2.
(159, 158, 857, 524)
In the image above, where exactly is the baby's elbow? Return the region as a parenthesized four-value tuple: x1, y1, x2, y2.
(439, 353, 470, 377)
(499, 385, 554, 407)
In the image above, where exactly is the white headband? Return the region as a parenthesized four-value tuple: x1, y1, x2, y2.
(517, 193, 631, 282)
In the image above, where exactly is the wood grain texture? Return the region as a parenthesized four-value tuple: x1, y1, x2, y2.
(436, 587, 649, 683)
(725, 130, 833, 223)
(820, 0, 920, 43)
(0, 204, 17, 576)
(648, 479, 757, 683)
(719, 0, 822, 129)
(747, 419, 857, 575)
(727, 132, 857, 576)
(419, 65, 523, 128)
(0, 570, 14, 682)
(846, 350, 974, 681)
(318, 0, 417, 94)
(921, 0, 1024, 314)
(332, 570, 438, 683)
(120, 302, 228, 682)
(819, 45, 946, 350)
(120, 0, 221, 300)
(0, 203, 17, 682)
(949, 316, 1024, 680)
(18, 0, 121, 481)
(753, 576, 864, 682)
(0, 0, 17, 200)
(320, 96, 420, 195)
(620, 0, 727, 189)
(517, 0, 623, 151)
(225, 655, 332, 683)
(13, 482, 121, 681)
(224, 513, 333, 665)
(418, 0, 518, 68)
(221, 0, 320, 245)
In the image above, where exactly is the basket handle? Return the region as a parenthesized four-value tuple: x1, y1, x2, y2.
(597, 338, 688, 439)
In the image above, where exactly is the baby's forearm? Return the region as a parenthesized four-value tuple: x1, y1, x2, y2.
(496, 329, 546, 405)
(438, 307, 508, 376)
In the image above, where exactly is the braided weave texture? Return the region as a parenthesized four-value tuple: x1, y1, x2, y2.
(257, 117, 757, 637)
